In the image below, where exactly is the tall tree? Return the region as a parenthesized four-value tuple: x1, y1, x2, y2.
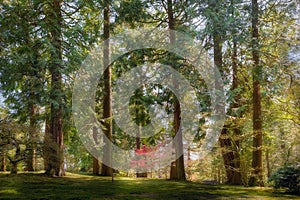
(222, 0, 244, 185)
(101, 0, 113, 176)
(0, 0, 46, 172)
(167, 0, 186, 181)
(249, 0, 263, 186)
(44, 0, 65, 176)
(202, 0, 239, 185)
(197, 0, 247, 185)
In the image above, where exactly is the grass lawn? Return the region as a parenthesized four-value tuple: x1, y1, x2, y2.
(0, 172, 299, 200)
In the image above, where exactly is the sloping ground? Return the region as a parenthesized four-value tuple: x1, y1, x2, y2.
(0, 172, 299, 200)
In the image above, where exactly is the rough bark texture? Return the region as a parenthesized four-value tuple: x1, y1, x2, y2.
(45, 0, 65, 177)
(167, 0, 186, 181)
(101, 0, 113, 176)
(249, 0, 264, 186)
(219, 126, 235, 183)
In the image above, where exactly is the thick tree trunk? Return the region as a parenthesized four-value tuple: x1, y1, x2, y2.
(45, 0, 65, 177)
(249, 0, 264, 186)
(167, 0, 186, 181)
(101, 0, 113, 176)
(219, 126, 235, 183)
(93, 157, 100, 175)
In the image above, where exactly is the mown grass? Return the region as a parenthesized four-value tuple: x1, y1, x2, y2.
(0, 172, 299, 200)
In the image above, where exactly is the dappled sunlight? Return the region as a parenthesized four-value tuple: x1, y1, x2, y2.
(0, 188, 19, 195)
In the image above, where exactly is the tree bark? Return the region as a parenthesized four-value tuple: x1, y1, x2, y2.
(11, 162, 18, 174)
(249, 0, 264, 186)
(0, 145, 6, 172)
(266, 148, 271, 178)
(167, 0, 186, 181)
(101, 0, 113, 176)
(219, 126, 235, 184)
(45, 0, 65, 177)
(93, 157, 100, 175)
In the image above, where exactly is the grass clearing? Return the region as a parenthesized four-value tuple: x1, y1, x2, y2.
(0, 172, 299, 199)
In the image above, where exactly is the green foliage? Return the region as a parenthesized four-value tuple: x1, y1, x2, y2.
(115, 0, 150, 28)
(269, 166, 300, 193)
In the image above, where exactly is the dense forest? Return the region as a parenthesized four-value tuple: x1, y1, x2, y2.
(0, 0, 300, 197)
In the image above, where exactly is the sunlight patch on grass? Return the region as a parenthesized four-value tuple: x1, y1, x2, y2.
(0, 188, 19, 195)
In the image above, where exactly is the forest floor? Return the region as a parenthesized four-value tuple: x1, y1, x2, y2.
(0, 172, 299, 200)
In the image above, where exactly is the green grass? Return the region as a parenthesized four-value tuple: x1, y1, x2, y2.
(0, 172, 299, 200)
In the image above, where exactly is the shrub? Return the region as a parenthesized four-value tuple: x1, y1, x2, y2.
(269, 166, 300, 193)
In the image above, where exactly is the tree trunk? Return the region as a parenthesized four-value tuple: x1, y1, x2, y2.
(174, 103, 185, 180)
(266, 148, 271, 178)
(167, 0, 186, 181)
(101, 0, 113, 176)
(93, 157, 100, 175)
(45, 0, 65, 177)
(249, 0, 264, 186)
(11, 162, 18, 174)
(219, 126, 235, 184)
(0, 145, 6, 172)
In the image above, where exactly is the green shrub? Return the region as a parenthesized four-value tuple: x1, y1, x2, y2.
(269, 166, 300, 193)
